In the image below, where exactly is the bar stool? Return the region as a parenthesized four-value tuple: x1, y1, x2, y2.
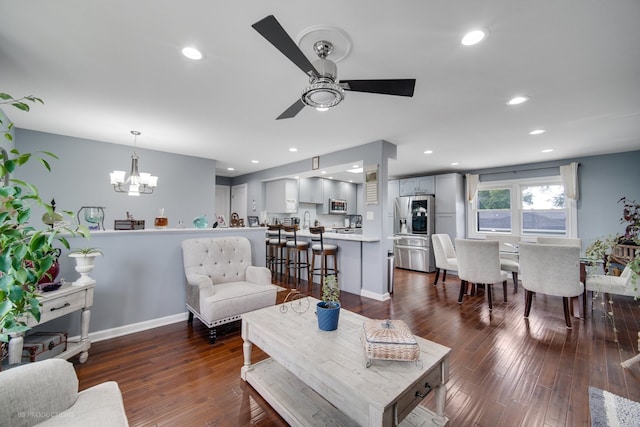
(266, 224, 286, 278)
(309, 226, 338, 285)
(283, 225, 310, 287)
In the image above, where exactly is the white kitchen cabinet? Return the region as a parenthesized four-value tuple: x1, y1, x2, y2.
(399, 176, 435, 196)
(265, 179, 298, 213)
(298, 177, 323, 204)
(388, 179, 399, 215)
(434, 173, 465, 240)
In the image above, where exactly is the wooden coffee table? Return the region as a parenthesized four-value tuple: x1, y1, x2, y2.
(241, 297, 451, 426)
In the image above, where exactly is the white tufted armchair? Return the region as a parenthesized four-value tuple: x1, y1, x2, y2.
(181, 236, 277, 343)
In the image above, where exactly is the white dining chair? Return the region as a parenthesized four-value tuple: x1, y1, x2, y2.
(584, 265, 639, 314)
(431, 234, 458, 286)
(536, 237, 581, 247)
(518, 242, 583, 328)
(455, 239, 508, 311)
(484, 234, 520, 292)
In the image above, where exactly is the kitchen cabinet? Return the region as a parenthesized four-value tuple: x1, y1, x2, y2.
(399, 176, 435, 196)
(435, 173, 465, 240)
(318, 179, 356, 214)
(298, 177, 323, 204)
(265, 179, 298, 213)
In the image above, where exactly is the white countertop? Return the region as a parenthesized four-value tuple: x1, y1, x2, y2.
(291, 229, 379, 242)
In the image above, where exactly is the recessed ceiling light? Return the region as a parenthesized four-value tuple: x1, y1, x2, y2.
(227, 167, 235, 171)
(181, 46, 203, 60)
(424, 150, 433, 154)
(251, 160, 259, 164)
(289, 147, 298, 152)
(321, 171, 327, 174)
(349, 180, 353, 183)
(328, 176, 333, 180)
(461, 29, 487, 46)
(352, 164, 359, 168)
(541, 149, 554, 153)
(347, 168, 363, 173)
(529, 129, 546, 135)
(507, 95, 530, 106)
(451, 162, 459, 166)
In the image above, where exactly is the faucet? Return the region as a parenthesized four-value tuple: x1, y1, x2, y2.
(303, 211, 310, 229)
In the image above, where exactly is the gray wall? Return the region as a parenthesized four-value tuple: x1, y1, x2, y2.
(13, 129, 217, 229)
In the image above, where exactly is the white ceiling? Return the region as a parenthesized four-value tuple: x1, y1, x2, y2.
(1, 1, 639, 181)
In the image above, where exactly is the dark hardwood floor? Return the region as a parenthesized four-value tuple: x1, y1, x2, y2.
(73, 268, 640, 426)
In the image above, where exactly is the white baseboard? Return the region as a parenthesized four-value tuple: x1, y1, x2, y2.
(71, 312, 189, 344)
(360, 289, 390, 301)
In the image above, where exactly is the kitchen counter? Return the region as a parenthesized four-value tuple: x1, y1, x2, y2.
(294, 228, 376, 242)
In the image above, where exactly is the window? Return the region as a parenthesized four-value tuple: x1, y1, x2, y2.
(521, 185, 566, 235)
(477, 188, 511, 232)
(468, 176, 576, 238)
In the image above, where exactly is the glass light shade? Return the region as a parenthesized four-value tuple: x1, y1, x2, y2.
(147, 176, 158, 187)
(139, 172, 151, 185)
(110, 170, 126, 184)
(128, 184, 140, 196)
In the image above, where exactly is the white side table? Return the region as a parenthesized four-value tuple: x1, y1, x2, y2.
(8, 282, 95, 365)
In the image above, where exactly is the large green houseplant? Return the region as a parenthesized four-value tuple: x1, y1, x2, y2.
(0, 93, 88, 344)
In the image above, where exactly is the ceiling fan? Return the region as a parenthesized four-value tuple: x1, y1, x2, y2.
(252, 15, 416, 120)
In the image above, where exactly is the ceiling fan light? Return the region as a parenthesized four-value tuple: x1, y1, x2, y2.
(316, 107, 329, 112)
(302, 81, 344, 109)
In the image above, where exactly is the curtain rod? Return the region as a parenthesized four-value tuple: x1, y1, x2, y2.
(477, 162, 581, 175)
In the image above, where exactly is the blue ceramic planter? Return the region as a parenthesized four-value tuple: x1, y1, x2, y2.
(317, 301, 340, 331)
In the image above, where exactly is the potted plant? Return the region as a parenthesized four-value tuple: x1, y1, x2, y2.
(584, 196, 640, 288)
(316, 274, 340, 331)
(68, 248, 102, 286)
(0, 93, 89, 352)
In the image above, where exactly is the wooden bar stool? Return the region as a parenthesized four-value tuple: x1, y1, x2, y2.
(266, 224, 286, 278)
(309, 226, 338, 285)
(283, 225, 310, 287)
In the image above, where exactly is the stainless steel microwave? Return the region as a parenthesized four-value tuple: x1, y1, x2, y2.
(329, 199, 347, 214)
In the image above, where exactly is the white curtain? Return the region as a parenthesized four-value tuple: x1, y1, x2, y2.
(465, 173, 479, 202)
(560, 162, 579, 201)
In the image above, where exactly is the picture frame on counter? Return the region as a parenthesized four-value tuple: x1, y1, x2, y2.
(216, 214, 228, 228)
(247, 216, 259, 227)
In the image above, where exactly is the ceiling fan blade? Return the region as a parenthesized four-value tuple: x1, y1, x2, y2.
(252, 15, 318, 78)
(341, 79, 416, 97)
(277, 99, 306, 120)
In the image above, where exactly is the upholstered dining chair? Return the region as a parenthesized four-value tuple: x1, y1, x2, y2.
(485, 234, 521, 292)
(431, 234, 458, 286)
(518, 242, 583, 328)
(584, 265, 639, 315)
(536, 237, 582, 247)
(455, 239, 508, 311)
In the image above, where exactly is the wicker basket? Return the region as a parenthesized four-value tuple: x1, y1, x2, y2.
(612, 244, 639, 262)
(362, 319, 420, 367)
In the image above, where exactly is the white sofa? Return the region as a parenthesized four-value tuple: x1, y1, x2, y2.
(0, 358, 128, 427)
(181, 236, 277, 343)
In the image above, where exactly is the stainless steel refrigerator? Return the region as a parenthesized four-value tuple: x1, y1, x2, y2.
(393, 195, 435, 272)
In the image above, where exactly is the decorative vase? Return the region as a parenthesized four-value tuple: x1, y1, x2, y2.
(193, 214, 208, 229)
(69, 252, 102, 286)
(316, 301, 340, 331)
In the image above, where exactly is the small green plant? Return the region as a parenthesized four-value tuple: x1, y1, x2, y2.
(322, 275, 340, 306)
(69, 247, 102, 256)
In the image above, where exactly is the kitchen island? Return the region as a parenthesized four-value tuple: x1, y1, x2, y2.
(288, 229, 380, 295)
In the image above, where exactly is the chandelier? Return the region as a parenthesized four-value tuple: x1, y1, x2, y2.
(109, 131, 158, 196)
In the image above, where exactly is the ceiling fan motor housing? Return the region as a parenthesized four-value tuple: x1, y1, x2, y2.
(302, 57, 344, 108)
